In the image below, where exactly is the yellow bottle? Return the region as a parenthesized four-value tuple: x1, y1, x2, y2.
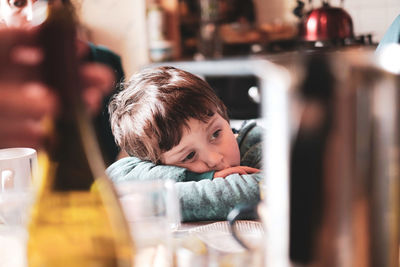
(27, 5, 134, 267)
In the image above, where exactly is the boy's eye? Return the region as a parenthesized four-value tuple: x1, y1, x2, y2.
(211, 129, 221, 140)
(182, 151, 196, 162)
(9, 0, 27, 8)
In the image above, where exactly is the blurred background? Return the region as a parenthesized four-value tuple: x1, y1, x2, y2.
(72, 0, 400, 77)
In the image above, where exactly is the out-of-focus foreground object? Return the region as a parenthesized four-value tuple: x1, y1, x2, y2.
(24, 4, 134, 267)
(286, 49, 399, 267)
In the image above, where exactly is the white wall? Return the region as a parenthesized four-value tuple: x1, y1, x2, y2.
(254, 0, 400, 44)
(76, 0, 148, 78)
(342, 0, 400, 42)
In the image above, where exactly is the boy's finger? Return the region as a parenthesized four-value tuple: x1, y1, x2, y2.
(242, 166, 261, 173)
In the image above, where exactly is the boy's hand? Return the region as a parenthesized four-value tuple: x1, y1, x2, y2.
(213, 166, 260, 178)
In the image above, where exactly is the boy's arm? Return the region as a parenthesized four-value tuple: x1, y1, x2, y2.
(106, 156, 215, 183)
(177, 172, 263, 221)
(106, 156, 263, 222)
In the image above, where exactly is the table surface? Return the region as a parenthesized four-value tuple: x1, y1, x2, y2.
(134, 220, 265, 267)
(0, 221, 264, 267)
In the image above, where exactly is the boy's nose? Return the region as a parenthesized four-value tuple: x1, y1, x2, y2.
(205, 151, 223, 169)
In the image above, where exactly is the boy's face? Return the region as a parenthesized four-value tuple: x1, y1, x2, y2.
(160, 113, 241, 173)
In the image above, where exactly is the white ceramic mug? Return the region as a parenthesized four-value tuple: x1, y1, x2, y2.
(0, 148, 37, 266)
(0, 148, 37, 192)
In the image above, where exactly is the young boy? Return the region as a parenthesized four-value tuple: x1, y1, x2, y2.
(107, 66, 263, 221)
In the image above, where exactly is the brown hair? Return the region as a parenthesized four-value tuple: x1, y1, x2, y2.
(109, 66, 229, 163)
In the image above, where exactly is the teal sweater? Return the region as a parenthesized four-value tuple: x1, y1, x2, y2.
(106, 121, 263, 222)
(376, 15, 400, 52)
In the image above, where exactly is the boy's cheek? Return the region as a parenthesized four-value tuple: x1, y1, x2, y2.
(230, 144, 241, 167)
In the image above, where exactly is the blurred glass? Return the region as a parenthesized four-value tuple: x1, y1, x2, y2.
(175, 221, 263, 267)
(257, 50, 400, 267)
(0, 226, 28, 267)
(115, 179, 181, 267)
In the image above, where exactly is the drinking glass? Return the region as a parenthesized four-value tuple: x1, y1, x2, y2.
(115, 179, 181, 267)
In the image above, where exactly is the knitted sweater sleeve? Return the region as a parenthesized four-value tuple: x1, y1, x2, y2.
(107, 156, 214, 183)
(106, 157, 262, 221)
(176, 173, 262, 221)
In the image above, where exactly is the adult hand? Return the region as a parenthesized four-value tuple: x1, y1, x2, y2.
(0, 28, 116, 149)
(213, 166, 260, 178)
(81, 62, 116, 115)
(0, 82, 58, 148)
(0, 28, 55, 149)
(77, 40, 116, 115)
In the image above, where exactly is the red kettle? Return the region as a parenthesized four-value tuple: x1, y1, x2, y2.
(298, 0, 354, 42)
